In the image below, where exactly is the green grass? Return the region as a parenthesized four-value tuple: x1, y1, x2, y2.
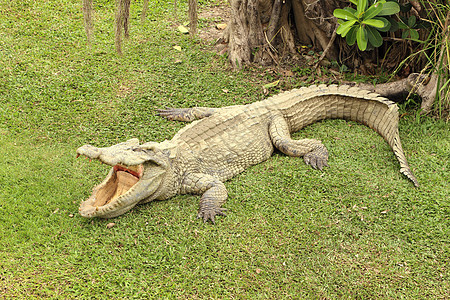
(1, 0, 449, 298)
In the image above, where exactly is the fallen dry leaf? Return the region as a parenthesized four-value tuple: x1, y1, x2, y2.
(263, 80, 280, 89)
(216, 23, 227, 30)
(177, 25, 189, 34)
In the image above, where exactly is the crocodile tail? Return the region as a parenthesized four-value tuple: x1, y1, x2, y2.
(368, 101, 419, 187)
(336, 85, 419, 187)
(390, 129, 420, 187)
(272, 84, 419, 187)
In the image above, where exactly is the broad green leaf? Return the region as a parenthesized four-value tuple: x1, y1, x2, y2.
(349, 0, 358, 5)
(357, 0, 368, 15)
(373, 17, 391, 32)
(362, 18, 385, 28)
(364, 2, 383, 20)
(408, 15, 416, 27)
(378, 2, 400, 16)
(386, 17, 399, 31)
(402, 30, 410, 39)
(346, 26, 358, 46)
(356, 25, 368, 51)
(336, 19, 357, 37)
(367, 26, 383, 47)
(344, 7, 357, 14)
(333, 9, 357, 20)
(398, 22, 408, 30)
(410, 29, 419, 40)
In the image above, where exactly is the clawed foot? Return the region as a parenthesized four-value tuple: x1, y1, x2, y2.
(197, 206, 227, 224)
(157, 108, 198, 122)
(304, 147, 329, 170)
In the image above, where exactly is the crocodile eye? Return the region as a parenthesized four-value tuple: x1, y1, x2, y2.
(132, 147, 142, 152)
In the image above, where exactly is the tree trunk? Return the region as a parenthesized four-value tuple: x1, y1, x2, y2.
(226, 0, 340, 68)
(189, 0, 198, 35)
(223, 0, 448, 116)
(227, 0, 272, 68)
(82, 0, 94, 42)
(114, 0, 131, 55)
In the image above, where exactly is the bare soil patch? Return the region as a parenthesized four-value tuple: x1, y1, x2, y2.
(197, 4, 230, 44)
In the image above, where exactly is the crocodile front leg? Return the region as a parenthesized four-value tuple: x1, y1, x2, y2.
(157, 107, 216, 122)
(181, 173, 228, 223)
(269, 112, 329, 170)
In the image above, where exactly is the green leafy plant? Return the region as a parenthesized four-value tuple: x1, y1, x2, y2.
(334, 0, 400, 51)
(398, 15, 420, 40)
(384, 2, 424, 39)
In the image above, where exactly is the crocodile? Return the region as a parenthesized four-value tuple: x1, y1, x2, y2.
(76, 84, 419, 223)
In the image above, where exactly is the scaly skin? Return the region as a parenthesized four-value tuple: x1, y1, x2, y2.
(77, 84, 419, 223)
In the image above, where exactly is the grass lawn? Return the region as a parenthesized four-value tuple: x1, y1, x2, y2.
(0, 0, 448, 298)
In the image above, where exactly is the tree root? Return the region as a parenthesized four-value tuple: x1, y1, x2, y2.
(356, 72, 445, 115)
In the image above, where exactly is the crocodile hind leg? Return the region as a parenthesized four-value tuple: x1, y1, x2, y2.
(181, 173, 228, 224)
(269, 112, 329, 170)
(157, 107, 216, 122)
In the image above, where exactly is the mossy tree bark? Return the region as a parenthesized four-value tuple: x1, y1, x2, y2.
(224, 0, 340, 68)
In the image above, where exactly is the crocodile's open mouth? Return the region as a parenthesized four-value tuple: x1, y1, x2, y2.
(92, 164, 144, 207)
(77, 138, 169, 218)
